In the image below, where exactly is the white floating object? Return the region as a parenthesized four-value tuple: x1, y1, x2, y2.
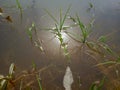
(63, 66, 74, 90)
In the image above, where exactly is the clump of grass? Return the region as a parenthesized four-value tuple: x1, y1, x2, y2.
(65, 11, 120, 89)
(0, 62, 55, 90)
(42, 7, 120, 87)
(1, 3, 120, 89)
(66, 13, 115, 58)
(65, 14, 94, 43)
(76, 13, 91, 43)
(43, 6, 71, 59)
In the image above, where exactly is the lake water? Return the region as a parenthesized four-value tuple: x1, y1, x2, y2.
(0, 0, 120, 89)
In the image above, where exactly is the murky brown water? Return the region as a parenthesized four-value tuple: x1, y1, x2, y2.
(0, 0, 120, 89)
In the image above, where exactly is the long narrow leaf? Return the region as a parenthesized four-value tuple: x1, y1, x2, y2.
(98, 36, 107, 43)
(89, 76, 105, 90)
(60, 8, 62, 30)
(98, 76, 106, 90)
(76, 14, 87, 43)
(76, 14, 85, 32)
(36, 75, 42, 90)
(9, 63, 15, 78)
(44, 9, 58, 24)
(95, 61, 117, 66)
(60, 5, 71, 31)
(16, 0, 23, 20)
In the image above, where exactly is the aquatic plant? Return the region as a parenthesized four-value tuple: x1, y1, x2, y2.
(95, 57, 120, 66)
(76, 14, 91, 43)
(32, 61, 43, 90)
(16, 0, 23, 20)
(43, 6, 71, 59)
(89, 76, 106, 90)
(0, 63, 15, 90)
(65, 10, 120, 89)
(1, 1, 120, 89)
(87, 2, 94, 12)
(65, 13, 115, 58)
(0, 62, 55, 90)
(36, 75, 42, 90)
(26, 22, 44, 52)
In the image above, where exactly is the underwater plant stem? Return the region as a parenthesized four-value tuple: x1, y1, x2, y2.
(36, 75, 42, 90)
(16, 0, 23, 20)
(19, 80, 23, 90)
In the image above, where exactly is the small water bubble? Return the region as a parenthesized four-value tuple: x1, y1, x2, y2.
(74, 22, 77, 25)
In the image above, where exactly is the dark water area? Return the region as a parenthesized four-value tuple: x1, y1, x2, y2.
(0, 0, 120, 90)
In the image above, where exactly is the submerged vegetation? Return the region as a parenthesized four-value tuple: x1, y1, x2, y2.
(0, 62, 53, 90)
(16, 0, 23, 20)
(0, 0, 120, 90)
(43, 6, 71, 59)
(89, 76, 106, 90)
(26, 22, 44, 52)
(0, 63, 15, 90)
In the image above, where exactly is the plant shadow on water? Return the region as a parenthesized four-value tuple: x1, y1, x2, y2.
(0, 0, 120, 90)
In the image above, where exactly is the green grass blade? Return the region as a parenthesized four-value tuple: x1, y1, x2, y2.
(104, 45, 113, 54)
(98, 76, 106, 90)
(60, 5, 71, 31)
(36, 75, 42, 90)
(44, 9, 58, 24)
(16, 0, 21, 9)
(98, 36, 107, 43)
(76, 14, 85, 32)
(32, 61, 37, 70)
(87, 2, 94, 12)
(26, 27, 32, 40)
(117, 56, 120, 62)
(87, 18, 95, 29)
(55, 24, 59, 32)
(60, 8, 62, 30)
(16, 0, 23, 20)
(89, 83, 97, 90)
(69, 15, 77, 23)
(89, 76, 105, 90)
(86, 42, 103, 55)
(89, 2, 93, 9)
(76, 13, 87, 43)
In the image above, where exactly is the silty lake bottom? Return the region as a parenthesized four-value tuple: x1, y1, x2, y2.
(0, 0, 120, 90)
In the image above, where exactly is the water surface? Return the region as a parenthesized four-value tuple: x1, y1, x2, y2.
(0, 0, 120, 89)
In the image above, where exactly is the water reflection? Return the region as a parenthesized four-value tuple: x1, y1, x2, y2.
(0, 0, 120, 89)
